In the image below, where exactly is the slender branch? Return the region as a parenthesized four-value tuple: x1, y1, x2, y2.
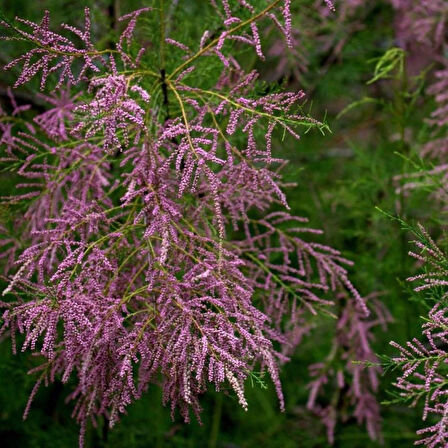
(178, 82, 329, 132)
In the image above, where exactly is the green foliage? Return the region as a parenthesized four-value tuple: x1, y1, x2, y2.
(367, 47, 405, 85)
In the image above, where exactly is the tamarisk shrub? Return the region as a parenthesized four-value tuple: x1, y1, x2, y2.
(342, 2, 448, 445)
(307, 293, 391, 444)
(0, 1, 369, 445)
(388, 223, 448, 447)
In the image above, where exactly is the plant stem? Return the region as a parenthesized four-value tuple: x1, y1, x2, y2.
(209, 392, 223, 448)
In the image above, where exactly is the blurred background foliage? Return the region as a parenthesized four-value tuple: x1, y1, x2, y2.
(0, 0, 442, 446)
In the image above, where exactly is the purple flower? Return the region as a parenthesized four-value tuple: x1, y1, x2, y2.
(0, 3, 371, 446)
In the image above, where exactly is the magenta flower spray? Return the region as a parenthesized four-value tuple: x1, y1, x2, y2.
(0, 2, 369, 445)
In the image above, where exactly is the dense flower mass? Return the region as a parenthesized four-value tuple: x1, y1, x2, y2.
(0, 2, 373, 446)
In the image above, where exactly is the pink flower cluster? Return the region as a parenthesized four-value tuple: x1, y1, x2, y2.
(391, 304, 448, 448)
(307, 294, 391, 444)
(0, 2, 370, 446)
(72, 75, 149, 152)
(390, 225, 448, 447)
(2, 8, 100, 89)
